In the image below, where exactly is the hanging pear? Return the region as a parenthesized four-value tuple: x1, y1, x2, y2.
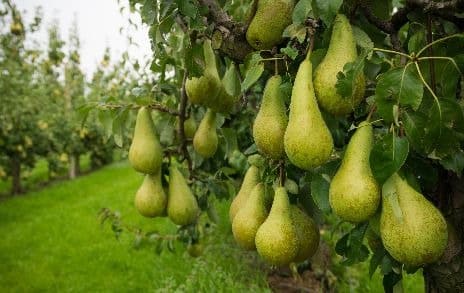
(229, 165, 260, 222)
(313, 14, 366, 116)
(185, 39, 221, 106)
(167, 166, 200, 226)
(129, 107, 163, 174)
(232, 183, 268, 250)
(329, 121, 380, 222)
(380, 173, 448, 267)
(177, 116, 197, 140)
(284, 51, 334, 170)
(255, 187, 299, 266)
(193, 109, 218, 158)
(246, 0, 295, 50)
(135, 172, 167, 217)
(253, 75, 288, 159)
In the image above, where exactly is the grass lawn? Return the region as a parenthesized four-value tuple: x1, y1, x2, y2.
(0, 162, 424, 292)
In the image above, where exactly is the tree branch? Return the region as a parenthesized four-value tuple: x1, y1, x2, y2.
(178, 71, 193, 177)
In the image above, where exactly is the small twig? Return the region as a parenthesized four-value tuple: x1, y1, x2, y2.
(426, 14, 437, 93)
(366, 105, 377, 122)
(279, 160, 286, 187)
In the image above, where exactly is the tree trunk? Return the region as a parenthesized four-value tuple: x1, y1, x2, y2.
(68, 154, 80, 179)
(10, 158, 21, 195)
(424, 175, 464, 292)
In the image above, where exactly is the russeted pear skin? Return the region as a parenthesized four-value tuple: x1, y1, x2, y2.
(313, 14, 366, 116)
(284, 52, 334, 170)
(291, 206, 320, 263)
(380, 173, 448, 267)
(135, 172, 167, 217)
(246, 0, 294, 50)
(253, 75, 288, 159)
(229, 165, 260, 222)
(185, 39, 221, 106)
(329, 121, 380, 222)
(255, 187, 298, 265)
(167, 166, 199, 226)
(193, 109, 218, 158)
(232, 183, 268, 250)
(129, 107, 163, 174)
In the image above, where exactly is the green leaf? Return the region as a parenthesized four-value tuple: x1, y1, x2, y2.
(352, 26, 374, 53)
(370, 133, 409, 184)
(176, 0, 197, 18)
(403, 110, 427, 153)
(293, 0, 312, 23)
(375, 66, 424, 111)
(280, 45, 299, 60)
(408, 30, 426, 54)
(335, 223, 370, 265)
(222, 64, 240, 97)
(141, 0, 158, 25)
(241, 62, 264, 92)
(184, 42, 204, 77)
(311, 0, 342, 26)
(441, 150, 464, 175)
(369, 247, 386, 277)
(383, 271, 402, 293)
(336, 52, 366, 98)
(283, 23, 307, 43)
(310, 173, 331, 213)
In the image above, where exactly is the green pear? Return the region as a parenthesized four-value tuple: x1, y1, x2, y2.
(291, 205, 320, 263)
(284, 51, 334, 170)
(313, 14, 366, 116)
(193, 109, 218, 158)
(329, 121, 380, 223)
(246, 0, 295, 50)
(167, 166, 199, 226)
(253, 75, 288, 159)
(209, 65, 240, 114)
(232, 183, 268, 250)
(229, 165, 260, 222)
(183, 116, 197, 139)
(380, 173, 448, 267)
(135, 172, 167, 217)
(185, 39, 221, 106)
(255, 187, 299, 265)
(128, 107, 163, 174)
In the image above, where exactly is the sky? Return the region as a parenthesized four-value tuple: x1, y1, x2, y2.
(14, 0, 152, 76)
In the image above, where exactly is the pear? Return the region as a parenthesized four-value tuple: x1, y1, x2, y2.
(134, 172, 167, 217)
(167, 166, 199, 226)
(193, 109, 218, 158)
(185, 39, 221, 106)
(232, 183, 268, 250)
(380, 173, 448, 267)
(313, 14, 366, 116)
(291, 205, 320, 263)
(255, 187, 299, 266)
(178, 116, 197, 139)
(284, 51, 334, 170)
(329, 121, 380, 223)
(128, 107, 163, 174)
(253, 75, 288, 159)
(246, 0, 295, 50)
(229, 165, 260, 222)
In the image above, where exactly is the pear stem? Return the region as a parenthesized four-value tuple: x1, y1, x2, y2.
(372, 48, 412, 60)
(279, 160, 286, 187)
(366, 105, 377, 122)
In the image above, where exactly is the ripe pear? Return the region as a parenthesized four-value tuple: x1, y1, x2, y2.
(246, 0, 295, 50)
(380, 173, 448, 267)
(185, 39, 221, 106)
(229, 165, 260, 222)
(291, 205, 320, 263)
(284, 51, 334, 170)
(329, 121, 380, 223)
(255, 187, 299, 266)
(253, 75, 288, 159)
(313, 14, 366, 116)
(193, 109, 218, 158)
(232, 183, 268, 250)
(129, 107, 163, 174)
(135, 172, 167, 217)
(167, 166, 199, 226)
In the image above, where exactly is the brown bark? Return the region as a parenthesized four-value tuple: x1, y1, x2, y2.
(10, 157, 21, 195)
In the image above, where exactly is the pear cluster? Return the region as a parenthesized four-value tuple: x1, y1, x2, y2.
(230, 165, 320, 266)
(128, 107, 199, 226)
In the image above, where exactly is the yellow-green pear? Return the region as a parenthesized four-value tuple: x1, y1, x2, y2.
(291, 205, 320, 263)
(284, 51, 334, 170)
(246, 0, 295, 50)
(135, 172, 167, 217)
(253, 75, 288, 159)
(229, 165, 260, 222)
(255, 187, 299, 266)
(193, 109, 218, 158)
(167, 166, 199, 226)
(185, 39, 221, 106)
(329, 121, 380, 223)
(232, 183, 268, 250)
(183, 116, 197, 139)
(129, 107, 163, 174)
(380, 173, 448, 267)
(313, 14, 366, 116)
